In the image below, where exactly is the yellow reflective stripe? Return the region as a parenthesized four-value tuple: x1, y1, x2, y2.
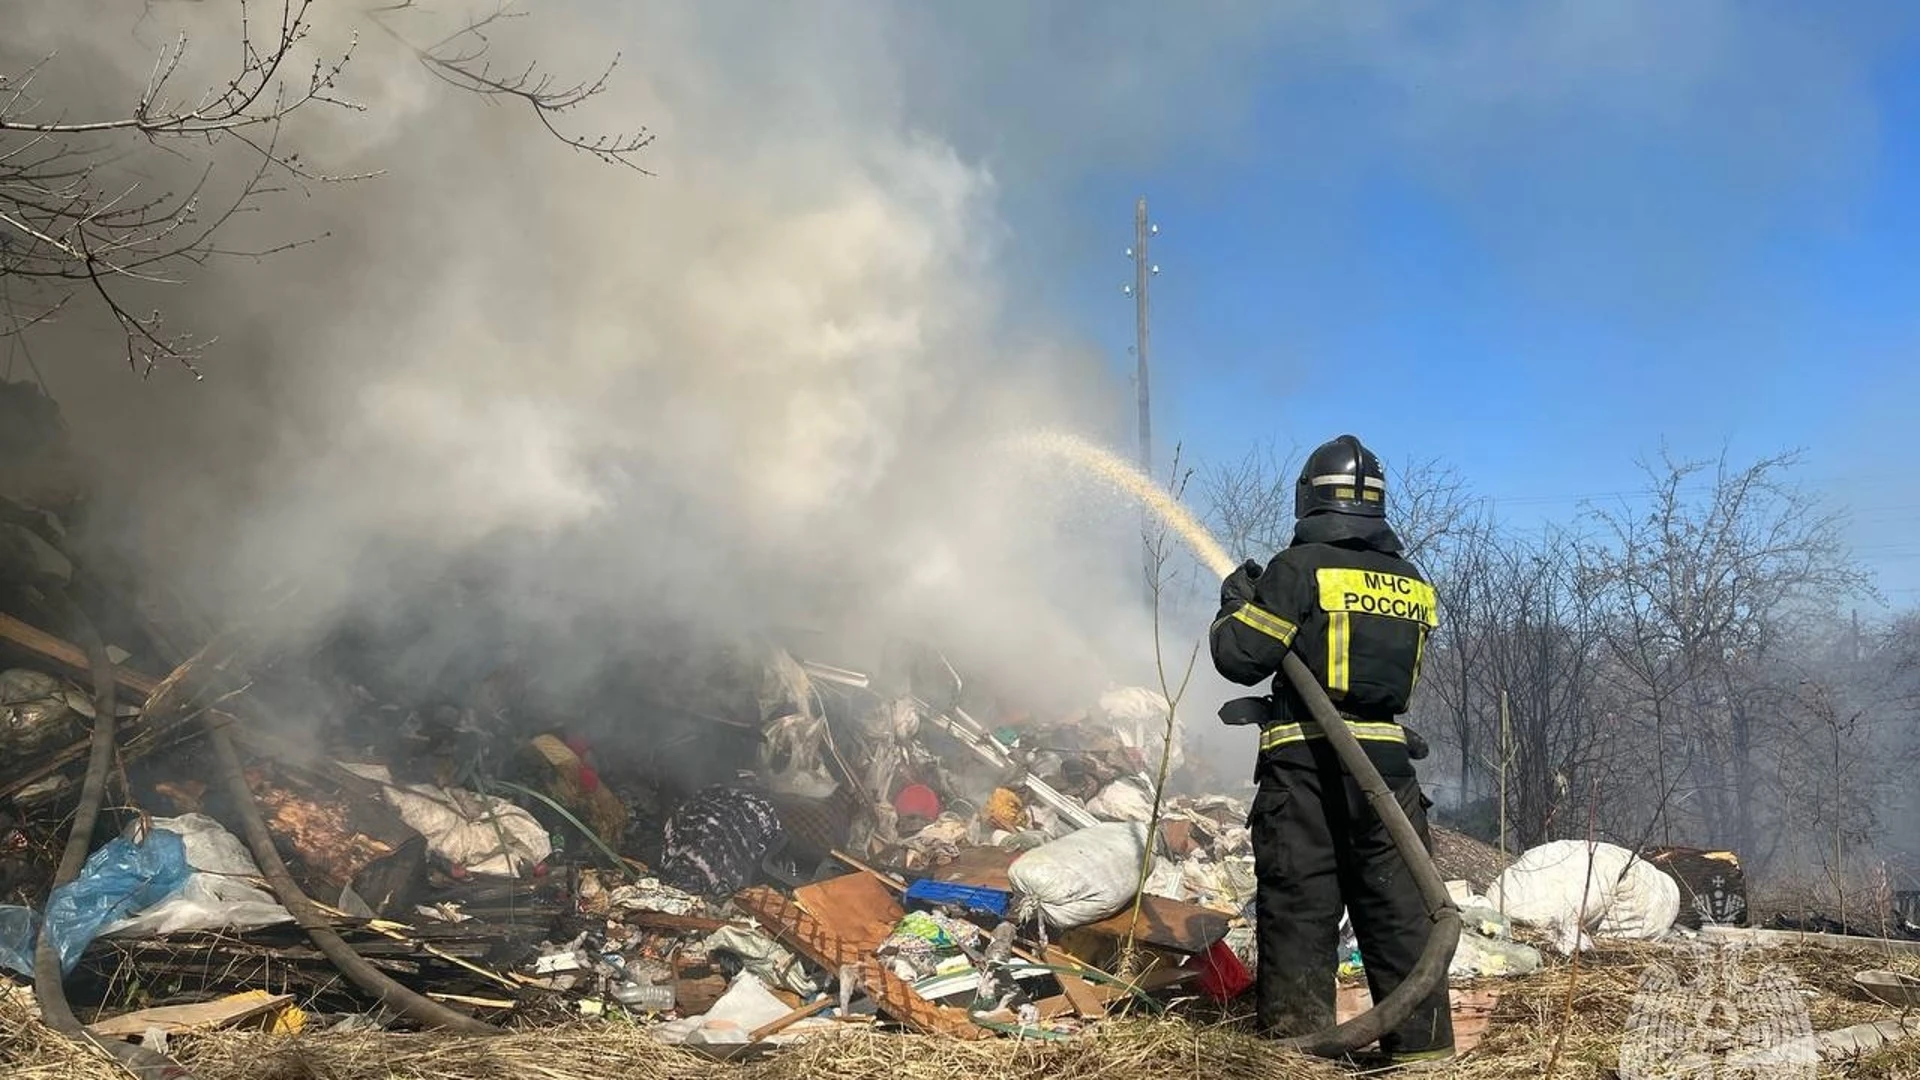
(1230, 603, 1297, 644)
(1315, 567, 1439, 627)
(1411, 625, 1428, 693)
(1326, 610, 1351, 697)
(1259, 718, 1406, 751)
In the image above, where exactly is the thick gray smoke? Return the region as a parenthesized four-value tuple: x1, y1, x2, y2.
(7, 1, 1227, 715)
(9, 0, 1913, 737)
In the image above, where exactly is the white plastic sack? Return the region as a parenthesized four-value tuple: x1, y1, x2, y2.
(704, 925, 819, 996)
(102, 814, 292, 938)
(1096, 686, 1184, 771)
(1008, 821, 1150, 929)
(1087, 777, 1156, 823)
(340, 765, 551, 877)
(1486, 840, 1680, 951)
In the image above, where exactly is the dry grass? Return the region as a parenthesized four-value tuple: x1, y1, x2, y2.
(0, 990, 1342, 1080)
(1442, 940, 1920, 1080)
(6, 938, 1920, 1080)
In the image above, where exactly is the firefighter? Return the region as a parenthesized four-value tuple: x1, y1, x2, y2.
(1209, 433, 1453, 1067)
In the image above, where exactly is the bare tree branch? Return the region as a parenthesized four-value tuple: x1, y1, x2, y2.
(1, 0, 653, 377)
(369, 1, 655, 174)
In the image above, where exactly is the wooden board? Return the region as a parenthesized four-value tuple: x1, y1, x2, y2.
(734, 885, 987, 1040)
(1076, 895, 1230, 955)
(621, 910, 731, 934)
(1336, 985, 1501, 1054)
(793, 872, 905, 954)
(91, 992, 294, 1037)
(0, 612, 160, 696)
(1040, 944, 1106, 1019)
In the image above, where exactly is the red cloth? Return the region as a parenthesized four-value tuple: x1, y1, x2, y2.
(1186, 938, 1253, 1002)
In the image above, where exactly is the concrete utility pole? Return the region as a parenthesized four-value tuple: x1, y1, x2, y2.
(1124, 199, 1160, 606)
(1127, 197, 1156, 478)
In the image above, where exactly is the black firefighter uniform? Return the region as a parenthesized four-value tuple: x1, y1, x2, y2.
(1209, 511, 1453, 1063)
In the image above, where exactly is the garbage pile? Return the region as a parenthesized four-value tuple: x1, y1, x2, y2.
(0, 559, 1554, 1053)
(0, 377, 1585, 1060)
(0, 596, 1283, 1046)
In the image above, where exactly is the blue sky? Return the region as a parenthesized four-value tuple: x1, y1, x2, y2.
(968, 4, 1920, 613)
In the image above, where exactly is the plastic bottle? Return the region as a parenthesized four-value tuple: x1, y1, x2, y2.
(612, 980, 676, 1011)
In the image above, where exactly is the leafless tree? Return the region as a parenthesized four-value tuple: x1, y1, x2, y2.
(1582, 446, 1869, 857)
(1471, 529, 1612, 849)
(1119, 441, 1204, 975)
(1405, 511, 1498, 805)
(1198, 438, 1299, 565)
(0, 1, 652, 378)
(1196, 440, 1476, 568)
(1388, 455, 1475, 567)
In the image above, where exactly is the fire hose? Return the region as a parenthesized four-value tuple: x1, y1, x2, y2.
(33, 597, 199, 1080)
(1268, 651, 1462, 1059)
(204, 711, 504, 1036)
(49, 584, 500, 1038)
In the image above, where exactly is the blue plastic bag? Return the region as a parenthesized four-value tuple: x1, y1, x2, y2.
(41, 829, 190, 974)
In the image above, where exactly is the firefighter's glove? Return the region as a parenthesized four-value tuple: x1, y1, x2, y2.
(1221, 559, 1263, 608)
(1404, 724, 1431, 761)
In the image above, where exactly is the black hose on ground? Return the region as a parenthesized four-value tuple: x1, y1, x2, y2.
(31, 599, 199, 1080)
(202, 716, 503, 1036)
(1271, 651, 1462, 1060)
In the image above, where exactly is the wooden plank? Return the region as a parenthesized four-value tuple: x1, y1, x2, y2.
(1076, 895, 1230, 955)
(734, 886, 987, 1040)
(1040, 944, 1106, 1019)
(1337, 985, 1501, 1055)
(0, 612, 159, 696)
(91, 991, 294, 1037)
(749, 996, 836, 1041)
(793, 872, 905, 954)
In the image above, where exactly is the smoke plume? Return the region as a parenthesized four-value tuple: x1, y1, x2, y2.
(6, 0, 1220, 718)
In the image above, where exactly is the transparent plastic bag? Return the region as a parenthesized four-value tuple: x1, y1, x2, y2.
(0, 904, 38, 976)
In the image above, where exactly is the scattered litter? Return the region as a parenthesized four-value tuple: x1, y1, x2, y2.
(341, 764, 551, 878)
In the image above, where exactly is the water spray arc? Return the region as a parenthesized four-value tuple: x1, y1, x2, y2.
(1011, 431, 1461, 1060)
(1005, 430, 1233, 577)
